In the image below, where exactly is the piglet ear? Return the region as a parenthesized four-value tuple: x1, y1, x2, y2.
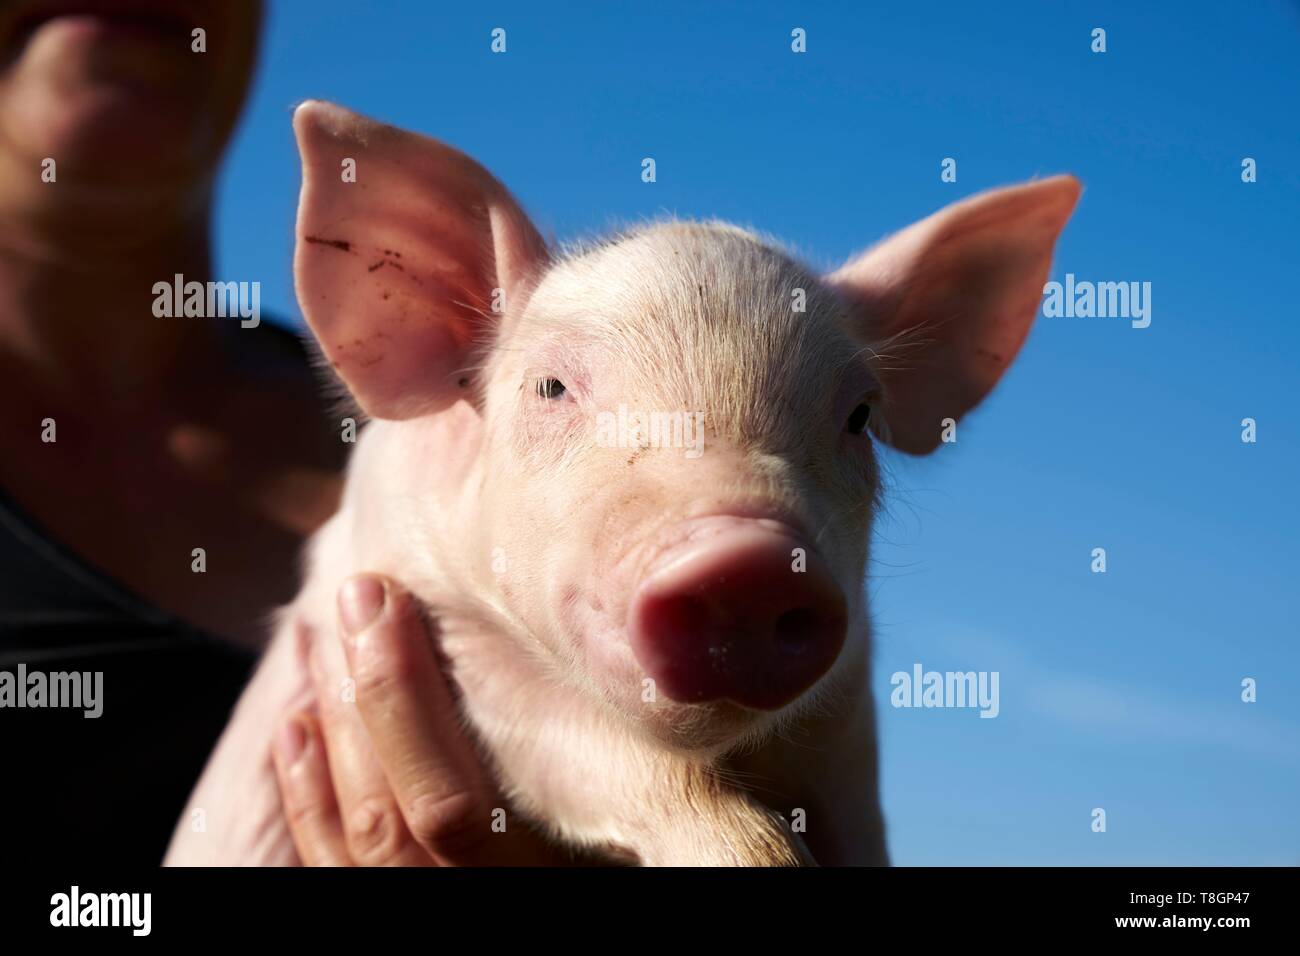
(292, 100, 548, 420)
(829, 176, 1080, 454)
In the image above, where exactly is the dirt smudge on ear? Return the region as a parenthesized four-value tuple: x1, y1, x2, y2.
(304, 235, 353, 253)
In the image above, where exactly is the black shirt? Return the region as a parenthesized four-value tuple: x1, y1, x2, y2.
(0, 486, 256, 864)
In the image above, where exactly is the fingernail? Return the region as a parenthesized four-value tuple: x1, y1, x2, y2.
(276, 716, 308, 766)
(339, 575, 385, 636)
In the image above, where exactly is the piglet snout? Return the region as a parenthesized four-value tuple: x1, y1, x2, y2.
(628, 520, 847, 711)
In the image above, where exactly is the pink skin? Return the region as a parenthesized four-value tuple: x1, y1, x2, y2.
(172, 101, 1080, 865)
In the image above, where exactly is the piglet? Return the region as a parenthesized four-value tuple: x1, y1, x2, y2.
(172, 101, 1078, 866)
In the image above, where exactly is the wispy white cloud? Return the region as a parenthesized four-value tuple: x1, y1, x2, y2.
(1024, 674, 1299, 765)
(879, 625, 1300, 766)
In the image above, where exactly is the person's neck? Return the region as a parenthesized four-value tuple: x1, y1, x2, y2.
(0, 201, 227, 403)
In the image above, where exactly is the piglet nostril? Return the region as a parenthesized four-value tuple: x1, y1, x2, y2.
(774, 607, 822, 656)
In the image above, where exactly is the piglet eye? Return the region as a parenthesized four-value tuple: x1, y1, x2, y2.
(537, 378, 567, 400)
(845, 403, 871, 435)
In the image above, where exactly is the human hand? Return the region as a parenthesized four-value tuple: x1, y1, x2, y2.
(272, 575, 572, 866)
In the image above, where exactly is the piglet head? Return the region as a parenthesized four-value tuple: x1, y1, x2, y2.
(292, 101, 1078, 754)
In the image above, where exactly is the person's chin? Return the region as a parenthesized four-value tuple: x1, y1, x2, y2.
(2, 16, 223, 170)
(5, 80, 210, 180)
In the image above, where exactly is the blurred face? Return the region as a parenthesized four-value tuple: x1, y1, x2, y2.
(0, 0, 261, 191)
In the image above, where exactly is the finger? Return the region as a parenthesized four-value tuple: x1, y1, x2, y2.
(337, 575, 567, 865)
(272, 710, 353, 867)
(308, 643, 434, 867)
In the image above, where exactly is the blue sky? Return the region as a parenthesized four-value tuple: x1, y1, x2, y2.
(214, 1, 1300, 864)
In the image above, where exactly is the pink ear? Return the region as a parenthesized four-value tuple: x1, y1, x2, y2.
(292, 101, 548, 420)
(829, 176, 1081, 454)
